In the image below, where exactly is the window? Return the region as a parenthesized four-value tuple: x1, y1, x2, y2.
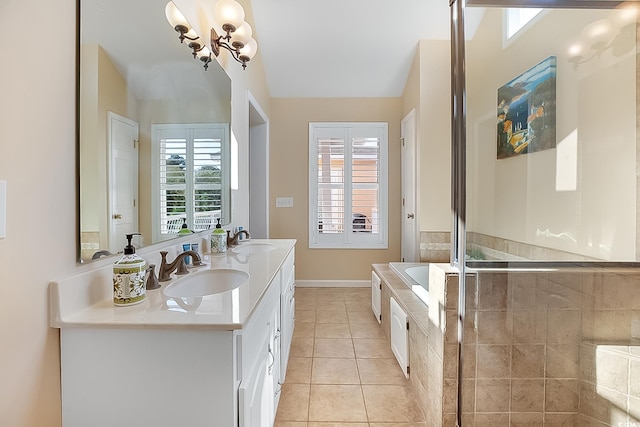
(506, 8, 542, 40)
(309, 122, 388, 249)
(151, 123, 229, 241)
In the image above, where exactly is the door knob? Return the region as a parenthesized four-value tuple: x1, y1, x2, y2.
(407, 213, 414, 219)
(113, 213, 123, 220)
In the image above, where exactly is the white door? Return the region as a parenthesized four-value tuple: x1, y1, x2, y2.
(108, 112, 139, 253)
(401, 109, 418, 262)
(249, 93, 270, 238)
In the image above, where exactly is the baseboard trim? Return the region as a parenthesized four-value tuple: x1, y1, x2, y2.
(295, 280, 369, 288)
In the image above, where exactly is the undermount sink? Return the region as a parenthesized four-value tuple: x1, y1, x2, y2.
(162, 268, 250, 298)
(231, 242, 277, 254)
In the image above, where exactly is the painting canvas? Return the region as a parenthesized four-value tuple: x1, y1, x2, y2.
(497, 56, 557, 159)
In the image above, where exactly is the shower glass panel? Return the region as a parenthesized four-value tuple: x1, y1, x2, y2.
(460, 1, 640, 426)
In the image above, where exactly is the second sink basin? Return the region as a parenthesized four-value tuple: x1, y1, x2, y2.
(162, 268, 250, 298)
(232, 242, 277, 254)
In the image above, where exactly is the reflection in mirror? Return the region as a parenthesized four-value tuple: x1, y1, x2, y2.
(78, 0, 232, 263)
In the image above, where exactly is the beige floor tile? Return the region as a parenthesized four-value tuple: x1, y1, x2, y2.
(311, 358, 360, 384)
(350, 322, 385, 339)
(295, 288, 318, 300)
(294, 322, 316, 338)
(308, 423, 368, 427)
(297, 310, 318, 323)
(316, 310, 349, 324)
(342, 288, 371, 298)
(285, 357, 313, 383)
(316, 300, 347, 311)
(368, 423, 428, 426)
(296, 299, 318, 311)
(291, 337, 314, 358)
(362, 385, 426, 423)
(314, 338, 355, 358)
(357, 358, 408, 384)
(274, 422, 308, 427)
(277, 383, 310, 421)
(348, 309, 378, 324)
(353, 338, 394, 359)
(316, 288, 345, 301)
(315, 323, 352, 339)
(308, 385, 368, 422)
(345, 298, 374, 311)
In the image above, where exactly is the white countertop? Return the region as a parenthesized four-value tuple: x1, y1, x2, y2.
(50, 239, 296, 330)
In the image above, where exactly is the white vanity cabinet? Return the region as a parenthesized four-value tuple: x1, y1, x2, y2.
(279, 249, 295, 382)
(238, 270, 281, 427)
(53, 240, 296, 427)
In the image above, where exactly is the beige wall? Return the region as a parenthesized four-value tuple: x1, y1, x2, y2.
(418, 40, 452, 232)
(402, 40, 452, 239)
(0, 0, 74, 425)
(269, 98, 402, 280)
(466, 8, 637, 260)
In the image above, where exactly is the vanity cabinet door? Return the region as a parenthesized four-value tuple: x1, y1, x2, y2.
(390, 296, 409, 378)
(371, 270, 382, 324)
(239, 324, 274, 427)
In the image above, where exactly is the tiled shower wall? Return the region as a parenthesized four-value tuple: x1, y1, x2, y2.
(461, 268, 640, 426)
(418, 231, 596, 262)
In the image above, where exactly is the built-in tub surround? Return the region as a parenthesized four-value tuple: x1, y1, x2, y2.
(373, 262, 461, 427)
(420, 231, 451, 262)
(420, 230, 602, 263)
(390, 262, 429, 305)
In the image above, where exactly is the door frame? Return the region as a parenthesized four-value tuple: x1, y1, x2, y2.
(248, 91, 270, 238)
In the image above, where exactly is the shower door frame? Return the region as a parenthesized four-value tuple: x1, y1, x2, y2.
(448, 0, 634, 425)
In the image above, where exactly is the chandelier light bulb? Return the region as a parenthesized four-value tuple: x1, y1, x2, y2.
(165, 1, 189, 29)
(231, 22, 253, 49)
(239, 38, 258, 60)
(214, 0, 246, 32)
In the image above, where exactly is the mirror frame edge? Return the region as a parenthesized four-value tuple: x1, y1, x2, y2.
(76, 0, 82, 264)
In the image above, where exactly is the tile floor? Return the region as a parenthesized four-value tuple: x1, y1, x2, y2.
(275, 287, 427, 427)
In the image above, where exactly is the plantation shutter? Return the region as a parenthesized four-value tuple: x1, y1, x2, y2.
(309, 123, 388, 249)
(153, 124, 229, 241)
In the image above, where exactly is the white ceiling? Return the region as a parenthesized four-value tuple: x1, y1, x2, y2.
(249, 0, 454, 98)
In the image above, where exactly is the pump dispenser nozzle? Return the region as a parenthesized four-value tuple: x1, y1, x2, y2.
(124, 233, 142, 255)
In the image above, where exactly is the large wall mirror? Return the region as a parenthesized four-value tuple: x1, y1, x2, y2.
(78, 0, 232, 263)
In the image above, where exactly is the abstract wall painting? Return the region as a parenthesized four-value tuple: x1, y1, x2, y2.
(497, 56, 557, 159)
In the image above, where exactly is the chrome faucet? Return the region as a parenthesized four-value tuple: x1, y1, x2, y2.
(226, 229, 251, 247)
(158, 250, 203, 282)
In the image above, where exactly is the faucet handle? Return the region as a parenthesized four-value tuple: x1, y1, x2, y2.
(145, 264, 160, 290)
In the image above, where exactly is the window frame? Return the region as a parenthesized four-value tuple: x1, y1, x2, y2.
(308, 122, 388, 249)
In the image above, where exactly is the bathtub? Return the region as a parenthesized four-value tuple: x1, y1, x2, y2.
(389, 262, 429, 305)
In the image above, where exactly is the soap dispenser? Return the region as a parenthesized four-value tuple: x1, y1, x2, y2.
(177, 218, 193, 235)
(211, 218, 227, 254)
(113, 233, 147, 306)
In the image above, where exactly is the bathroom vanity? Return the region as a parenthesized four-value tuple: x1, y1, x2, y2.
(50, 239, 296, 427)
